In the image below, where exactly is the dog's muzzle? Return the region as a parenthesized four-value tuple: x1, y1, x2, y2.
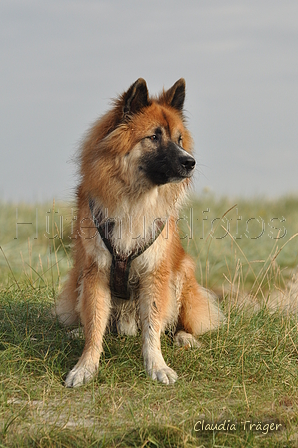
(142, 143, 196, 185)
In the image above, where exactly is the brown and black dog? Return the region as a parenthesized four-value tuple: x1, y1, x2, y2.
(54, 79, 224, 387)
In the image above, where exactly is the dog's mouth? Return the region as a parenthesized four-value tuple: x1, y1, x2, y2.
(141, 144, 196, 186)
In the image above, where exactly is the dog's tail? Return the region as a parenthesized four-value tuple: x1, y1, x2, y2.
(222, 269, 298, 315)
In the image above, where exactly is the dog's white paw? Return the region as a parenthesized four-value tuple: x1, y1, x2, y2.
(144, 355, 178, 385)
(65, 361, 98, 388)
(174, 330, 200, 348)
(150, 366, 178, 385)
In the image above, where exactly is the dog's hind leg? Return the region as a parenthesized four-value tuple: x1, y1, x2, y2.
(116, 303, 138, 336)
(175, 256, 224, 346)
(65, 264, 111, 387)
(53, 268, 80, 326)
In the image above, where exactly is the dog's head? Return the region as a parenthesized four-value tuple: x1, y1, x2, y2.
(121, 78, 196, 186)
(80, 79, 196, 203)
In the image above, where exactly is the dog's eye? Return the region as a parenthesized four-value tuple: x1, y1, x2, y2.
(178, 136, 183, 146)
(149, 134, 157, 141)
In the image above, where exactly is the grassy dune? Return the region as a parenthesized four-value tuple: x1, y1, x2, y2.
(0, 195, 298, 447)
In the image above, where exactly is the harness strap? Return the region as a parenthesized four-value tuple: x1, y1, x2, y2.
(89, 198, 165, 300)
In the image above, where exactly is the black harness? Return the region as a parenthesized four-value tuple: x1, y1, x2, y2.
(89, 198, 165, 300)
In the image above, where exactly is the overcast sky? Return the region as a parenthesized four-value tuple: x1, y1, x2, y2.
(1, 0, 298, 202)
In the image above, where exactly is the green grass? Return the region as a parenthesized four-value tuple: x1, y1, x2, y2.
(0, 195, 298, 447)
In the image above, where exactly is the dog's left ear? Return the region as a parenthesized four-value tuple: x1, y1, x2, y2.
(123, 78, 149, 116)
(164, 78, 186, 111)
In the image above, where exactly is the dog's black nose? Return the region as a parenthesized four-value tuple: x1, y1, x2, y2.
(179, 155, 196, 171)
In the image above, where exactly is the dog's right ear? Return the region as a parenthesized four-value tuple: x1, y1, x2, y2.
(122, 79, 149, 116)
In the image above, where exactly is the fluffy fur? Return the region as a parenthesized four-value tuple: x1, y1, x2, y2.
(54, 78, 224, 387)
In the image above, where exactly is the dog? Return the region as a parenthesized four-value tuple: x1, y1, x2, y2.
(54, 78, 224, 387)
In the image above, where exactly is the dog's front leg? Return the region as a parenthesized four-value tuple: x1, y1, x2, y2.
(139, 276, 178, 385)
(65, 265, 111, 387)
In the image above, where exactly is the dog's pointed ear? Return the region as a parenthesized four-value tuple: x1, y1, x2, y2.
(164, 78, 186, 111)
(123, 78, 149, 116)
